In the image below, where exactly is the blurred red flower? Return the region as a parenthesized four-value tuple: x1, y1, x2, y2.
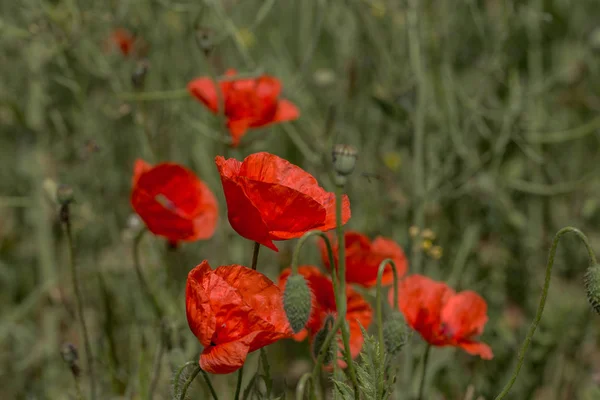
(319, 231, 408, 288)
(186, 260, 292, 374)
(110, 28, 135, 56)
(215, 152, 351, 251)
(188, 70, 300, 146)
(278, 266, 372, 366)
(130, 159, 218, 244)
(390, 274, 493, 359)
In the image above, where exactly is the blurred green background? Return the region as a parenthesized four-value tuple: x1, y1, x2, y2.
(3, 0, 600, 398)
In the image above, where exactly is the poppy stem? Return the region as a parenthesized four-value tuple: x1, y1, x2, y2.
(417, 344, 431, 400)
(334, 184, 360, 400)
(179, 365, 201, 400)
(201, 369, 219, 400)
(132, 229, 163, 320)
(251, 241, 260, 270)
(494, 227, 597, 400)
(295, 372, 313, 400)
(234, 365, 244, 400)
(291, 231, 338, 292)
(62, 205, 97, 400)
(375, 259, 400, 367)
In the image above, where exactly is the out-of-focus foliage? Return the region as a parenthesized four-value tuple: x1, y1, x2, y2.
(2, 0, 600, 398)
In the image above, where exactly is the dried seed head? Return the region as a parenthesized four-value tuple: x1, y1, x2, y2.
(283, 274, 312, 333)
(585, 264, 600, 315)
(332, 144, 358, 181)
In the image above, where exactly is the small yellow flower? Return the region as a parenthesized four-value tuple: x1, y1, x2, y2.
(422, 228, 436, 241)
(421, 239, 433, 251)
(409, 226, 420, 238)
(383, 151, 402, 172)
(429, 246, 443, 260)
(236, 27, 256, 49)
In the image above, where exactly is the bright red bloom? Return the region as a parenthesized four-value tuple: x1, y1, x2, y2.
(110, 28, 135, 56)
(215, 152, 351, 251)
(130, 159, 218, 243)
(186, 261, 292, 374)
(390, 274, 493, 359)
(319, 231, 408, 288)
(278, 266, 372, 365)
(188, 70, 300, 146)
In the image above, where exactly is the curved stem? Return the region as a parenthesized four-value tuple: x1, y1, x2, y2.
(494, 226, 597, 400)
(290, 230, 338, 292)
(295, 372, 313, 400)
(234, 365, 244, 400)
(179, 365, 201, 400)
(173, 361, 196, 394)
(250, 242, 260, 270)
(375, 259, 400, 368)
(311, 316, 344, 400)
(334, 184, 359, 399)
(201, 370, 219, 400)
(132, 229, 163, 319)
(63, 208, 96, 400)
(417, 345, 431, 400)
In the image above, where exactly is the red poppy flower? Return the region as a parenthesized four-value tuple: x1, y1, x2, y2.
(186, 260, 292, 374)
(215, 152, 351, 251)
(130, 159, 218, 244)
(319, 231, 408, 288)
(390, 274, 493, 359)
(278, 266, 372, 365)
(110, 28, 135, 56)
(188, 70, 300, 146)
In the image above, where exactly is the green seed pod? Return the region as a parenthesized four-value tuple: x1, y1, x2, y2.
(332, 144, 358, 186)
(383, 311, 408, 356)
(312, 315, 336, 365)
(283, 274, 312, 333)
(584, 264, 600, 315)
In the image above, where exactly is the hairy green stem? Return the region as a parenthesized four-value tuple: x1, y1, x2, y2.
(63, 208, 96, 400)
(334, 184, 359, 399)
(290, 230, 338, 290)
(417, 345, 431, 400)
(295, 372, 313, 400)
(234, 365, 244, 400)
(250, 242, 260, 270)
(179, 365, 201, 400)
(375, 259, 400, 368)
(311, 316, 344, 400)
(494, 227, 597, 399)
(201, 369, 219, 400)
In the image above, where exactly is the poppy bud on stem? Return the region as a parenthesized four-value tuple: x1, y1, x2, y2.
(375, 259, 401, 367)
(331, 144, 358, 187)
(58, 188, 96, 400)
(495, 227, 598, 400)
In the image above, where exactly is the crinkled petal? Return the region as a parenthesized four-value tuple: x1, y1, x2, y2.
(186, 261, 217, 347)
(458, 340, 494, 360)
(200, 333, 258, 374)
(441, 291, 489, 339)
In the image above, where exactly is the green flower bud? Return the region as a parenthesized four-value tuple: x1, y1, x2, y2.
(383, 311, 408, 356)
(332, 144, 358, 186)
(283, 274, 312, 333)
(312, 315, 336, 365)
(584, 264, 600, 315)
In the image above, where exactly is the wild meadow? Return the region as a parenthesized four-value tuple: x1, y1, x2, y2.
(3, 0, 600, 399)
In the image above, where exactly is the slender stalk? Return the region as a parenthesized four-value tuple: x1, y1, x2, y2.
(250, 241, 260, 270)
(407, 0, 427, 274)
(179, 365, 201, 400)
(295, 372, 313, 400)
(63, 207, 96, 400)
(311, 316, 345, 400)
(375, 259, 400, 368)
(334, 184, 359, 399)
(148, 337, 165, 400)
(201, 369, 219, 400)
(132, 229, 163, 319)
(290, 230, 338, 290)
(417, 345, 431, 400)
(234, 365, 244, 400)
(494, 227, 597, 399)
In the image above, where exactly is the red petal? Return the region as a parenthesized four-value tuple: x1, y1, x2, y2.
(458, 340, 494, 360)
(394, 275, 454, 344)
(188, 77, 219, 113)
(273, 99, 300, 122)
(362, 236, 408, 287)
(215, 156, 276, 250)
(441, 291, 489, 339)
(132, 159, 152, 186)
(186, 261, 217, 347)
(346, 288, 373, 359)
(226, 119, 250, 146)
(200, 333, 257, 374)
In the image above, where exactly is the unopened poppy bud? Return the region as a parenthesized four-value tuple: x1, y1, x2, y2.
(584, 264, 600, 315)
(56, 184, 74, 206)
(283, 274, 312, 333)
(312, 315, 335, 365)
(60, 343, 81, 377)
(382, 312, 408, 356)
(332, 144, 358, 181)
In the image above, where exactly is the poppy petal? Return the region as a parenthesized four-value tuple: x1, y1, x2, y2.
(133, 158, 152, 186)
(441, 291, 489, 339)
(200, 333, 257, 374)
(273, 99, 300, 122)
(186, 261, 217, 347)
(227, 119, 250, 146)
(215, 156, 276, 250)
(188, 78, 220, 113)
(458, 340, 494, 360)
